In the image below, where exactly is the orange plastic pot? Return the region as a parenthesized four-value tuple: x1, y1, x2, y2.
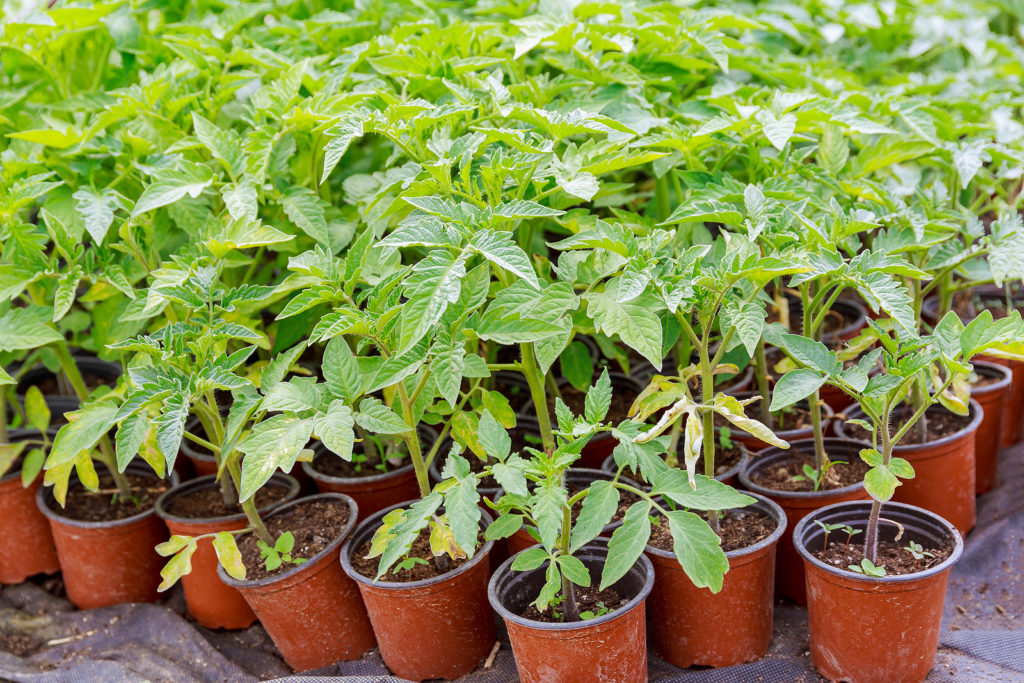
(794, 501, 963, 683)
(970, 362, 1011, 494)
(340, 501, 496, 681)
(219, 494, 375, 671)
(155, 473, 299, 629)
(302, 427, 436, 522)
(646, 493, 784, 667)
(36, 464, 176, 609)
(0, 430, 59, 584)
(739, 438, 872, 603)
(488, 538, 653, 683)
(837, 401, 981, 536)
(983, 356, 1024, 447)
(506, 468, 642, 556)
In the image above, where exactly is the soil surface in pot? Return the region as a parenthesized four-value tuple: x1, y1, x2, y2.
(812, 539, 953, 576)
(694, 445, 744, 477)
(649, 507, 775, 553)
(53, 473, 170, 522)
(845, 406, 973, 443)
(31, 371, 117, 396)
(237, 498, 350, 581)
(547, 384, 638, 425)
(970, 368, 1004, 387)
(492, 377, 532, 413)
(714, 405, 813, 433)
(163, 482, 291, 519)
(520, 584, 628, 623)
(311, 446, 407, 479)
(352, 527, 480, 582)
(748, 448, 870, 492)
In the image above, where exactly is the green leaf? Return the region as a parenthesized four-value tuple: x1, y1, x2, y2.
(770, 369, 827, 411)
(651, 469, 755, 510)
(433, 343, 465, 407)
(533, 479, 566, 551)
(73, 186, 118, 244)
(398, 250, 466, 353)
(757, 110, 796, 150)
(313, 401, 355, 460)
(585, 369, 612, 423)
(560, 340, 594, 392)
(864, 464, 899, 502)
(323, 335, 362, 403)
(115, 412, 148, 472)
(478, 410, 511, 461)
(585, 289, 663, 368)
(818, 125, 849, 176)
(213, 532, 246, 580)
(444, 470, 481, 557)
(512, 546, 548, 571)
(24, 386, 50, 433)
(888, 457, 915, 479)
(47, 402, 117, 467)
(481, 390, 516, 428)
(485, 514, 523, 541)
(569, 480, 619, 553)
(280, 187, 330, 245)
(222, 182, 258, 223)
(666, 509, 729, 592)
(354, 398, 412, 434)
(320, 117, 365, 184)
(468, 229, 539, 289)
(601, 501, 652, 590)
(779, 334, 841, 375)
(237, 415, 313, 501)
(557, 555, 591, 587)
(0, 309, 62, 351)
(492, 199, 564, 220)
(192, 113, 244, 178)
(132, 166, 213, 218)
(158, 538, 198, 591)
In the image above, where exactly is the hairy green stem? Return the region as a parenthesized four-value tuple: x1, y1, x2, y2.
(521, 343, 555, 452)
(395, 382, 431, 497)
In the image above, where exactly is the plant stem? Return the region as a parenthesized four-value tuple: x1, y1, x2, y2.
(521, 343, 555, 452)
(227, 458, 273, 545)
(559, 487, 578, 621)
(801, 286, 827, 471)
(754, 338, 771, 425)
(395, 382, 431, 497)
(0, 388, 7, 445)
(697, 332, 719, 534)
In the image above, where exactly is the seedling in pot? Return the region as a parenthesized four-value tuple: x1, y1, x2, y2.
(579, 602, 613, 621)
(772, 311, 1024, 568)
(842, 526, 862, 551)
(904, 541, 936, 569)
(814, 521, 843, 549)
(793, 458, 844, 492)
(848, 558, 886, 577)
(258, 532, 307, 572)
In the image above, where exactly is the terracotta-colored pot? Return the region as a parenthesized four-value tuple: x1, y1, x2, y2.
(739, 438, 872, 603)
(218, 493, 375, 671)
(302, 427, 436, 522)
(794, 501, 964, 683)
(0, 429, 60, 584)
(969, 361, 1011, 494)
(340, 501, 496, 681)
(506, 468, 642, 556)
(646, 493, 785, 667)
(155, 473, 300, 629)
(723, 396, 835, 453)
(521, 373, 643, 469)
(488, 538, 653, 683)
(836, 401, 981, 536)
(983, 356, 1024, 447)
(600, 442, 748, 487)
(36, 463, 177, 609)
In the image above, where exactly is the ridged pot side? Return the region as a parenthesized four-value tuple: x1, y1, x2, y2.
(489, 538, 653, 683)
(794, 501, 963, 683)
(981, 356, 1024, 447)
(155, 473, 300, 629)
(969, 362, 1011, 494)
(0, 430, 60, 584)
(739, 437, 872, 604)
(219, 494, 375, 671)
(340, 501, 496, 682)
(36, 464, 177, 609)
(835, 401, 981, 536)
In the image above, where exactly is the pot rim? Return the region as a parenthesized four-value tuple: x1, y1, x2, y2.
(340, 499, 494, 591)
(36, 463, 178, 530)
(302, 425, 436, 486)
(14, 355, 122, 399)
(154, 473, 300, 525)
(837, 399, 983, 451)
(793, 500, 964, 584)
(969, 360, 1013, 395)
(738, 437, 873, 500)
(218, 492, 359, 590)
(644, 490, 788, 560)
(488, 537, 654, 632)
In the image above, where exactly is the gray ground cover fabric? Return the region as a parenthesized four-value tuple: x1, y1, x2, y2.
(2, 441, 1022, 683)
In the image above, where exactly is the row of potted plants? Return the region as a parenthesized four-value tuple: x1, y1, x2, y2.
(3, 1, 1024, 682)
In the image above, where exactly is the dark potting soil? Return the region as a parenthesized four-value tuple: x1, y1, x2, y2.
(509, 424, 545, 454)
(694, 445, 744, 476)
(311, 447, 406, 479)
(351, 527, 477, 582)
(748, 448, 870, 492)
(971, 366, 1005, 388)
(236, 498, 350, 581)
(31, 371, 116, 396)
(546, 383, 637, 426)
(844, 406, 973, 444)
(813, 538, 953, 576)
(163, 481, 291, 519)
(53, 473, 170, 522)
(519, 584, 627, 623)
(649, 506, 775, 553)
(493, 377, 532, 413)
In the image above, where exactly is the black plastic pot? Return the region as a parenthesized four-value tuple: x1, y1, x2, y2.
(793, 501, 963, 683)
(488, 538, 654, 683)
(15, 356, 121, 419)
